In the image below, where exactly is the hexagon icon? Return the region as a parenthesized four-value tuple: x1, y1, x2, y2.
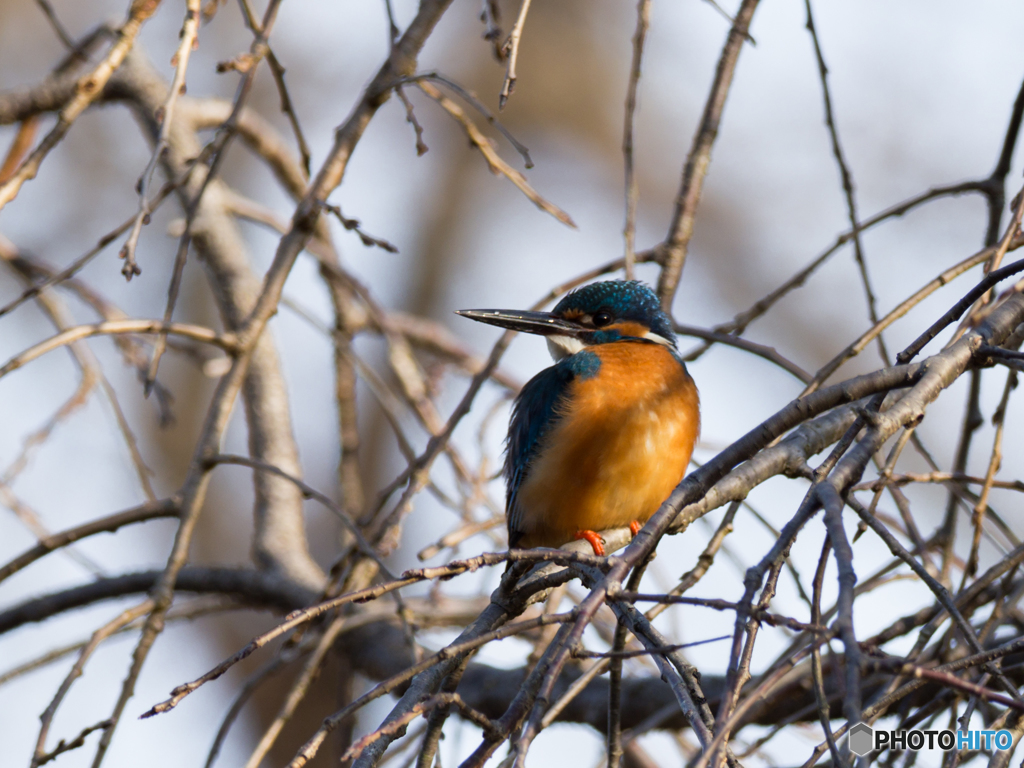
(848, 722, 874, 756)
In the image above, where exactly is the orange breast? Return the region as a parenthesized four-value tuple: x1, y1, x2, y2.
(515, 342, 699, 548)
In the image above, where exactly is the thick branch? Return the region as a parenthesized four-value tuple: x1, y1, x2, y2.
(4, 567, 1022, 737)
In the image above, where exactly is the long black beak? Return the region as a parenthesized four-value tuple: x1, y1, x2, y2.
(456, 309, 581, 337)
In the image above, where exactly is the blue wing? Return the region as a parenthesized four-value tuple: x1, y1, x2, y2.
(504, 350, 600, 547)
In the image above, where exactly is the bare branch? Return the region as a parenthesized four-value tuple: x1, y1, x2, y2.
(622, 0, 651, 281)
(498, 0, 532, 109)
(0, 2, 161, 211)
(655, 0, 759, 308)
(415, 80, 575, 227)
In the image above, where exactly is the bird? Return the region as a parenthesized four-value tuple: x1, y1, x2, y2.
(457, 280, 700, 556)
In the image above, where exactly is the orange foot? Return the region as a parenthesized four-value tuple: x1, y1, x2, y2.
(630, 520, 643, 538)
(574, 529, 606, 556)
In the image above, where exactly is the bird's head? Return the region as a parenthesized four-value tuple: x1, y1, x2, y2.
(457, 280, 676, 361)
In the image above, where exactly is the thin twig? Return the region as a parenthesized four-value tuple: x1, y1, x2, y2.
(676, 322, 811, 381)
(0, 320, 237, 382)
(805, 0, 890, 371)
(400, 72, 534, 166)
(818, 484, 861, 728)
(499, 0, 532, 109)
(121, 0, 200, 280)
(241, 615, 349, 768)
(0, 4, 162, 211)
(686, 180, 997, 364)
(396, 86, 428, 155)
(655, 0, 761, 308)
(810, 537, 843, 768)
(34, 720, 114, 768)
(204, 654, 295, 768)
(237, 0, 313, 174)
(415, 80, 575, 227)
(34, 0, 77, 50)
(622, 0, 651, 281)
(963, 369, 1016, 579)
(209, 454, 391, 573)
(143, 0, 284, 394)
(32, 601, 154, 767)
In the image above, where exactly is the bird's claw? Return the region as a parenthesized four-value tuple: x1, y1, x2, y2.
(574, 529, 606, 556)
(630, 520, 642, 538)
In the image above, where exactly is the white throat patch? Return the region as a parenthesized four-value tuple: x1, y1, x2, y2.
(546, 335, 585, 361)
(643, 330, 675, 347)
(546, 331, 673, 360)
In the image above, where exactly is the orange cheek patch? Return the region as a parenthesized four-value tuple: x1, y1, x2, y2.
(609, 321, 651, 338)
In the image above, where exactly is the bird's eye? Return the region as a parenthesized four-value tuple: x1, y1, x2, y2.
(592, 310, 614, 327)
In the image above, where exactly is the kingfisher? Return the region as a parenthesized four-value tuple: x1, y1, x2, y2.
(457, 280, 700, 556)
